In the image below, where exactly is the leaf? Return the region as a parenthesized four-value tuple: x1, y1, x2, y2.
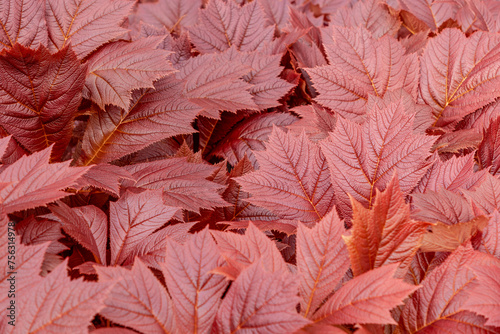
(48, 201, 108, 265)
(345, 174, 431, 277)
(210, 112, 298, 167)
(478, 209, 500, 259)
(188, 0, 274, 54)
(79, 75, 201, 165)
(478, 115, 500, 175)
(400, 245, 498, 333)
(236, 127, 334, 223)
(305, 26, 419, 121)
(96, 258, 176, 334)
(123, 157, 230, 213)
(313, 263, 419, 325)
(287, 103, 336, 142)
(214, 260, 310, 334)
(258, 0, 290, 30)
(73, 164, 135, 196)
(463, 264, 500, 327)
(0, 0, 47, 50)
(420, 28, 500, 127)
(16, 258, 113, 334)
(161, 227, 228, 334)
(45, 0, 135, 58)
(135, 0, 201, 31)
(0, 146, 89, 214)
(462, 173, 500, 214)
(15, 216, 66, 254)
(109, 189, 179, 265)
(399, 0, 458, 31)
(320, 100, 435, 219)
(420, 216, 489, 252)
(0, 44, 87, 160)
(211, 222, 289, 278)
(82, 37, 175, 109)
(297, 209, 350, 318)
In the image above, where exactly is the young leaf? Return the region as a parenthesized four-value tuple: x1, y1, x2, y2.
(345, 174, 431, 277)
(320, 101, 435, 219)
(83, 37, 175, 109)
(96, 258, 176, 333)
(79, 76, 201, 165)
(45, 0, 134, 58)
(305, 26, 418, 121)
(16, 259, 113, 334)
(236, 127, 334, 223)
(161, 227, 228, 334)
(0, 146, 89, 214)
(124, 157, 230, 213)
(0, 44, 87, 160)
(313, 263, 419, 325)
(110, 189, 179, 265)
(0, 0, 47, 50)
(214, 261, 310, 334)
(420, 28, 500, 127)
(297, 209, 350, 318)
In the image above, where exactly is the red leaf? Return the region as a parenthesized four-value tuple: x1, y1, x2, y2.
(161, 227, 228, 334)
(46, 0, 135, 58)
(188, 0, 274, 54)
(0, 146, 89, 214)
(82, 37, 175, 109)
(16, 258, 113, 334)
(15, 216, 66, 255)
(478, 116, 500, 175)
(478, 210, 500, 259)
(237, 127, 334, 223)
(79, 75, 200, 165)
(109, 189, 179, 265)
(73, 164, 135, 196)
(135, 0, 201, 31)
(399, 0, 458, 31)
(297, 209, 350, 318)
(0, 0, 47, 50)
(313, 263, 419, 325)
(420, 28, 500, 127)
(320, 100, 435, 219)
(96, 258, 176, 333)
(214, 260, 310, 333)
(345, 174, 431, 277)
(0, 44, 87, 160)
(463, 173, 500, 214)
(306, 26, 418, 121)
(124, 157, 230, 213)
(287, 103, 336, 142)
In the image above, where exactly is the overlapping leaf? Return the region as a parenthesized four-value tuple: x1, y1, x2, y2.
(0, 146, 89, 214)
(135, 0, 201, 32)
(83, 37, 175, 109)
(79, 75, 200, 165)
(462, 173, 500, 214)
(0, 0, 47, 50)
(297, 209, 350, 318)
(161, 227, 227, 334)
(346, 174, 430, 277)
(237, 127, 334, 223)
(0, 44, 87, 160)
(478, 115, 500, 175)
(478, 209, 500, 259)
(420, 28, 500, 127)
(45, 0, 134, 58)
(320, 100, 435, 219)
(305, 26, 419, 121)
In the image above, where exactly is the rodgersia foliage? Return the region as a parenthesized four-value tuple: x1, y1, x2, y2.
(1, 0, 500, 333)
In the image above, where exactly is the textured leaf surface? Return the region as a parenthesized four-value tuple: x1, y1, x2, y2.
(345, 174, 430, 277)
(46, 0, 134, 58)
(73, 164, 135, 196)
(399, 0, 457, 31)
(237, 127, 334, 223)
(96, 258, 176, 334)
(0, 146, 89, 214)
(188, 0, 274, 54)
(83, 37, 175, 109)
(17, 259, 112, 334)
(214, 261, 310, 334)
(314, 263, 419, 325)
(0, 44, 87, 160)
(420, 28, 500, 127)
(478, 116, 500, 175)
(305, 26, 418, 120)
(297, 209, 349, 318)
(124, 157, 229, 213)
(15, 216, 66, 254)
(109, 190, 179, 265)
(136, 0, 201, 31)
(478, 209, 500, 259)
(0, 0, 46, 50)
(161, 228, 227, 334)
(463, 173, 500, 214)
(320, 101, 435, 219)
(80, 76, 200, 165)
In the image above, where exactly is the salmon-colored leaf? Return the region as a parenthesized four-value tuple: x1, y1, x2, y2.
(0, 0, 46, 50)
